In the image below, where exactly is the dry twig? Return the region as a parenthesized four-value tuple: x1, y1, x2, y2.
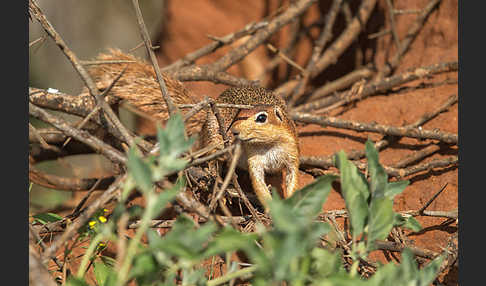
(41, 175, 126, 261)
(162, 21, 269, 72)
(169, 0, 316, 85)
(29, 0, 136, 148)
(291, 112, 458, 144)
(29, 87, 153, 152)
(376, 0, 442, 78)
(294, 61, 457, 112)
(287, 0, 344, 107)
(29, 237, 58, 286)
(29, 103, 127, 164)
(131, 0, 178, 117)
(209, 143, 242, 211)
(374, 240, 439, 259)
(311, 0, 377, 78)
(29, 163, 115, 192)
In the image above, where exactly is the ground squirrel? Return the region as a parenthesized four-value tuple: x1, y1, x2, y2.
(81, 49, 300, 210)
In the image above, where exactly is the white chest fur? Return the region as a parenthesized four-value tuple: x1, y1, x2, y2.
(239, 143, 289, 174)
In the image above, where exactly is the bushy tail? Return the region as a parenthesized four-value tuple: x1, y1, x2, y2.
(79, 48, 205, 136)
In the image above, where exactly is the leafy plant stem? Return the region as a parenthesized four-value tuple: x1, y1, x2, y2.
(206, 265, 257, 286)
(209, 255, 216, 280)
(293, 254, 311, 286)
(76, 233, 105, 278)
(117, 193, 157, 285)
(349, 260, 359, 277)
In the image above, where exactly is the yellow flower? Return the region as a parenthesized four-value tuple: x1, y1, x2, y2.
(98, 242, 106, 247)
(88, 220, 97, 229)
(98, 216, 107, 223)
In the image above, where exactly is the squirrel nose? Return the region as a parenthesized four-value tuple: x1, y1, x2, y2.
(232, 129, 240, 138)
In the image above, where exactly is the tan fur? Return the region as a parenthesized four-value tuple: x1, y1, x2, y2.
(230, 104, 300, 209)
(79, 48, 206, 136)
(81, 50, 300, 211)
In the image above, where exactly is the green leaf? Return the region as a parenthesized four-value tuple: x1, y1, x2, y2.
(366, 260, 401, 286)
(416, 253, 444, 286)
(368, 248, 443, 286)
(365, 139, 388, 198)
(400, 216, 422, 232)
(32, 212, 63, 225)
(150, 216, 217, 260)
(130, 252, 158, 279)
(367, 197, 395, 250)
(287, 174, 337, 219)
(154, 157, 188, 178)
(99, 255, 116, 268)
(126, 205, 144, 219)
(157, 113, 195, 158)
(334, 151, 369, 239)
(384, 180, 409, 199)
(154, 113, 195, 177)
(181, 268, 207, 286)
(93, 261, 114, 286)
(311, 248, 344, 278)
(259, 188, 333, 283)
(152, 179, 182, 217)
(311, 273, 367, 286)
(393, 214, 422, 232)
(204, 227, 258, 257)
(269, 193, 305, 233)
(265, 229, 304, 281)
(66, 277, 90, 286)
(127, 146, 153, 193)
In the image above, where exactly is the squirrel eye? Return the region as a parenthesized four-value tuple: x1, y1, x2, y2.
(255, 113, 267, 123)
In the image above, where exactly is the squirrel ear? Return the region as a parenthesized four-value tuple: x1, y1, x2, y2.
(274, 106, 283, 121)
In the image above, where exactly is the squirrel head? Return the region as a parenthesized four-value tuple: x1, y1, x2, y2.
(230, 104, 296, 145)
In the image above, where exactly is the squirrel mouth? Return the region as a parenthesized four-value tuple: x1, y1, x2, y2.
(234, 135, 255, 143)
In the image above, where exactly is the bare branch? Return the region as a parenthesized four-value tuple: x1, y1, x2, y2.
(312, 0, 377, 77)
(29, 0, 136, 147)
(162, 21, 269, 72)
(131, 0, 178, 116)
(29, 162, 115, 192)
(377, 0, 442, 78)
(209, 142, 242, 211)
(287, 0, 344, 106)
(292, 112, 457, 144)
(294, 61, 458, 112)
(306, 67, 374, 102)
(41, 174, 126, 261)
(29, 103, 127, 164)
(374, 240, 439, 259)
(29, 87, 154, 152)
